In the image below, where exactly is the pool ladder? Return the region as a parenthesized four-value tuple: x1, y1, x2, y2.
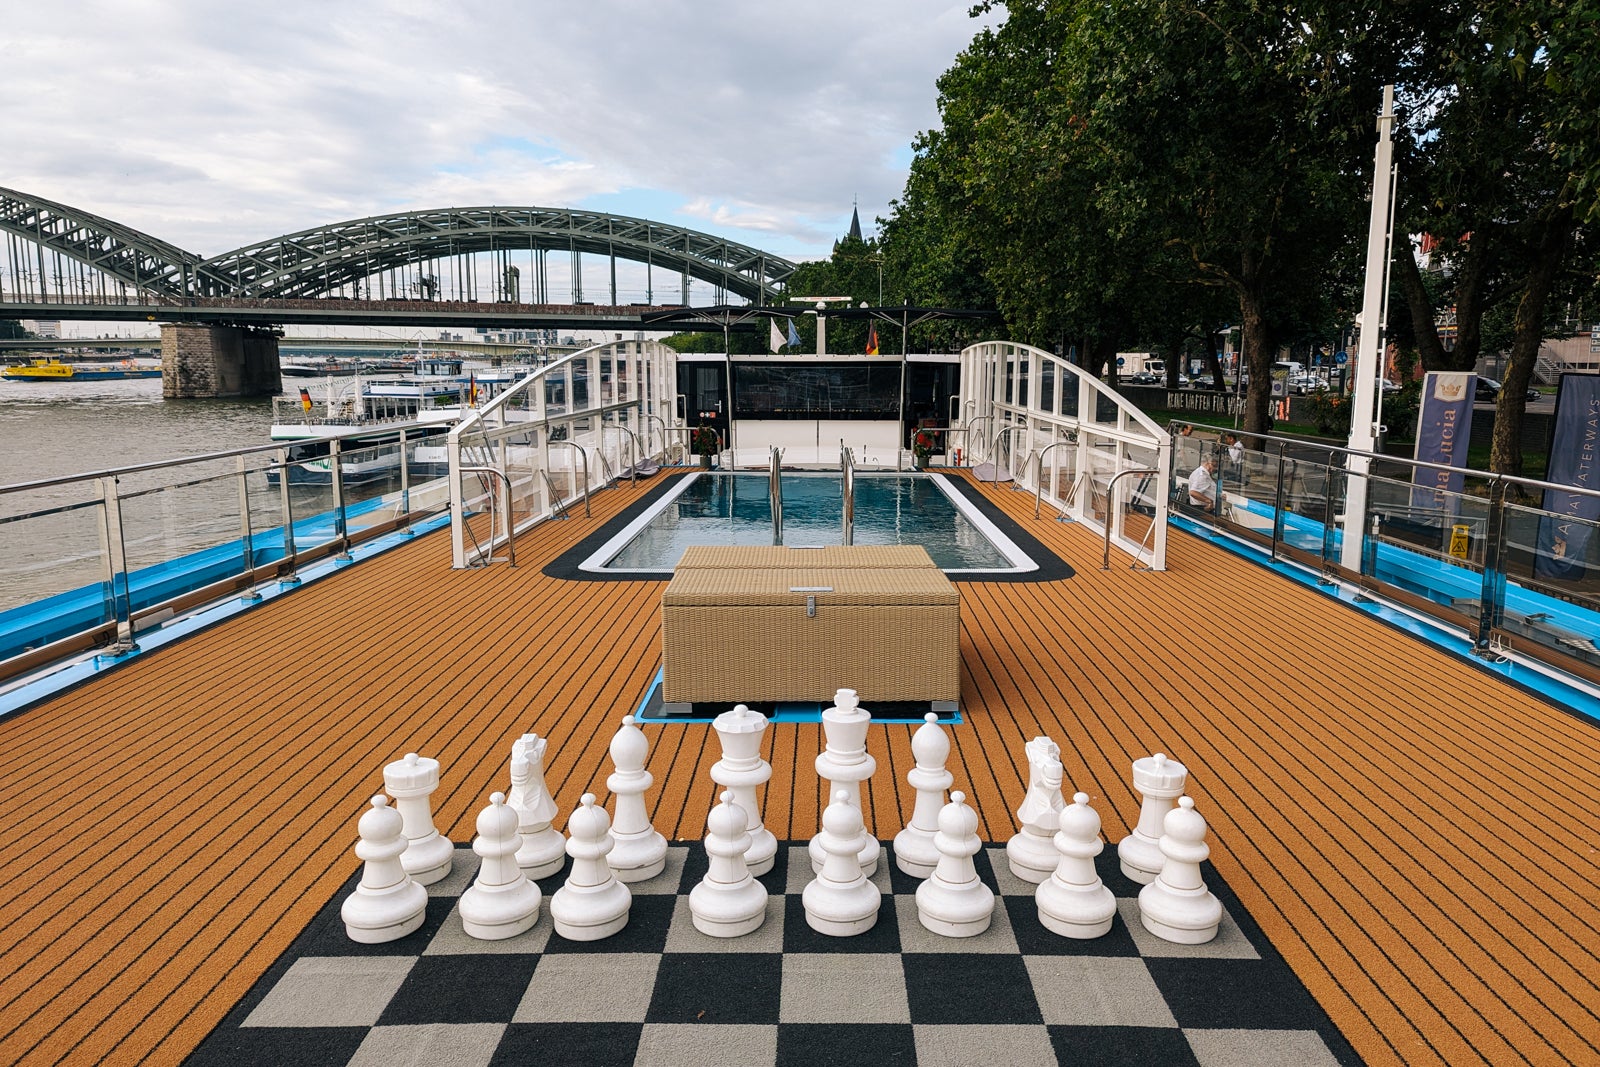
(841, 445, 855, 546)
(769, 446, 784, 546)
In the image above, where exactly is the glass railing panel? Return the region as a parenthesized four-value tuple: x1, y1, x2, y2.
(113, 455, 259, 614)
(1039, 362, 1055, 414)
(1060, 376, 1080, 420)
(0, 483, 113, 656)
(1360, 471, 1486, 629)
(1274, 455, 1341, 557)
(1500, 504, 1600, 671)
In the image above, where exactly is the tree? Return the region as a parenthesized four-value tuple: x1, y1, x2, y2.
(0, 319, 29, 340)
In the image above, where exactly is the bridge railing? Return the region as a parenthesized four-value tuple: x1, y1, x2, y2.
(954, 341, 1171, 570)
(446, 339, 680, 568)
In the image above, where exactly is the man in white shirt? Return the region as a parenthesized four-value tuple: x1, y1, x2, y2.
(1187, 454, 1218, 511)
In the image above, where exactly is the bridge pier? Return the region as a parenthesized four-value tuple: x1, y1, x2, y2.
(160, 323, 282, 398)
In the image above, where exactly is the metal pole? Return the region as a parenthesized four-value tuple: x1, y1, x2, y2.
(897, 313, 909, 471)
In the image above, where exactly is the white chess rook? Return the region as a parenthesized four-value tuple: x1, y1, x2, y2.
(606, 715, 668, 882)
(710, 704, 778, 876)
(802, 789, 882, 936)
(1035, 792, 1116, 939)
(1138, 795, 1222, 944)
(341, 795, 428, 944)
(507, 733, 566, 880)
(915, 790, 995, 937)
(1006, 736, 1066, 884)
(1117, 752, 1188, 884)
(809, 688, 880, 874)
(550, 793, 633, 941)
(383, 752, 454, 886)
(458, 792, 542, 940)
(689, 790, 769, 937)
(893, 713, 952, 878)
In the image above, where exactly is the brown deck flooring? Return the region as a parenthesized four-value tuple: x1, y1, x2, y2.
(2, 471, 1598, 1066)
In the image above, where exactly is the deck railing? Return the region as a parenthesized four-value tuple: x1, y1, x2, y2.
(446, 339, 680, 568)
(953, 341, 1171, 570)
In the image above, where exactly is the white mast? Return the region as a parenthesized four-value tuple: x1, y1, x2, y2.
(1340, 85, 1398, 572)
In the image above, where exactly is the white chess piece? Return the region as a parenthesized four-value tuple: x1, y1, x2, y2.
(458, 792, 542, 940)
(1006, 736, 1066, 884)
(809, 688, 879, 874)
(507, 733, 566, 879)
(1138, 796, 1222, 944)
(689, 790, 769, 937)
(1117, 753, 1188, 884)
(802, 789, 882, 936)
(341, 795, 428, 943)
(710, 704, 778, 876)
(549, 793, 632, 941)
(383, 752, 454, 886)
(893, 713, 952, 878)
(915, 790, 995, 937)
(606, 715, 668, 882)
(1035, 792, 1116, 939)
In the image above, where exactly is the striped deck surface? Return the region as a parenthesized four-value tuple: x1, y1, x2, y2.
(1, 471, 1597, 1066)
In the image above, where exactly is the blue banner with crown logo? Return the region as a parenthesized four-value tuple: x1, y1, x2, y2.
(1535, 374, 1600, 581)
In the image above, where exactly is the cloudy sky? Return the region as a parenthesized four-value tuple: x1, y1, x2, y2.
(3, 0, 999, 263)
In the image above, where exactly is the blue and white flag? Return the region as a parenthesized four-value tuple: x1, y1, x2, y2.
(786, 318, 800, 347)
(1410, 371, 1474, 515)
(1535, 373, 1600, 581)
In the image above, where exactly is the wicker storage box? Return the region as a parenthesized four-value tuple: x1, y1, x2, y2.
(661, 557, 959, 704)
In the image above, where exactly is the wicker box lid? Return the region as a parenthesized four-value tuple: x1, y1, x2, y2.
(662, 565, 958, 607)
(673, 545, 938, 570)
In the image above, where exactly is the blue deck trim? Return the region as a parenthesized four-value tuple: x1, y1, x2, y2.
(632, 668, 964, 725)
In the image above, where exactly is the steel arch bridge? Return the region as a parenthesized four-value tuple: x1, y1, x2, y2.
(0, 186, 796, 304)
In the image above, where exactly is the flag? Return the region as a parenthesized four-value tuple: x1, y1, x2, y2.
(866, 324, 879, 356)
(1535, 373, 1600, 581)
(298, 387, 312, 412)
(468, 373, 479, 407)
(769, 319, 785, 353)
(786, 318, 800, 347)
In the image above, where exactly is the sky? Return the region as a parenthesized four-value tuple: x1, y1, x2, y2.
(2, 0, 1001, 264)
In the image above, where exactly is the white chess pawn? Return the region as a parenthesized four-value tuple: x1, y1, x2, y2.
(809, 688, 879, 875)
(341, 795, 428, 944)
(893, 713, 951, 878)
(1117, 752, 1188, 884)
(689, 790, 769, 937)
(711, 704, 778, 876)
(550, 793, 632, 941)
(1138, 796, 1222, 944)
(606, 715, 668, 882)
(507, 733, 566, 879)
(915, 790, 995, 937)
(1035, 792, 1116, 939)
(383, 752, 454, 886)
(802, 789, 881, 936)
(1006, 736, 1066, 883)
(458, 792, 542, 940)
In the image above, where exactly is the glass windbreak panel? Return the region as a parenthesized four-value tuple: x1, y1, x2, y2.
(1060, 372, 1079, 419)
(545, 368, 571, 418)
(114, 456, 256, 614)
(571, 359, 591, 410)
(1039, 362, 1055, 414)
(241, 461, 290, 570)
(733, 362, 899, 419)
(1004, 358, 1016, 405)
(1274, 455, 1342, 557)
(1093, 390, 1119, 424)
(1362, 471, 1486, 627)
(1017, 360, 1030, 408)
(1501, 503, 1600, 669)
(0, 482, 112, 655)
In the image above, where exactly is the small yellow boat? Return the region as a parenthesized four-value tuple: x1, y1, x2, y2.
(1, 357, 161, 381)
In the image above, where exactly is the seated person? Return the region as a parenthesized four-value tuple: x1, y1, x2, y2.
(1187, 454, 1218, 511)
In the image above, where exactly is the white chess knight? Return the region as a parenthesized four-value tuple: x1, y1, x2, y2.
(506, 733, 566, 880)
(802, 790, 881, 936)
(341, 795, 428, 944)
(689, 790, 769, 937)
(1117, 752, 1188, 884)
(893, 713, 952, 878)
(710, 704, 778, 876)
(915, 790, 995, 937)
(382, 752, 454, 886)
(809, 688, 879, 875)
(606, 715, 668, 882)
(457, 793, 542, 940)
(549, 793, 633, 941)
(1138, 795, 1222, 944)
(1035, 792, 1116, 939)
(1006, 736, 1066, 884)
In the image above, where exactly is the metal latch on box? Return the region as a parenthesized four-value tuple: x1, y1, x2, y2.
(790, 586, 833, 619)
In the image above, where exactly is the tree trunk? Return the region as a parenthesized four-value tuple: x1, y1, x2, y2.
(1395, 241, 1447, 371)
(1448, 233, 1494, 373)
(1204, 334, 1225, 391)
(1490, 203, 1575, 476)
(1239, 296, 1275, 443)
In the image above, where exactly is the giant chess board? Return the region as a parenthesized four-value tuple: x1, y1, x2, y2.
(186, 841, 1363, 1066)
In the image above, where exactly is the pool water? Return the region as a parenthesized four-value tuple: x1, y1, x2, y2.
(589, 472, 1030, 573)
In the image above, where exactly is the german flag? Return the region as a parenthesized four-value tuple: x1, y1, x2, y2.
(866, 324, 879, 356)
(298, 388, 312, 412)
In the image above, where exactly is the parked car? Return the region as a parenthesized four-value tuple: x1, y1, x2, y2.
(1380, 378, 1400, 394)
(1288, 373, 1327, 395)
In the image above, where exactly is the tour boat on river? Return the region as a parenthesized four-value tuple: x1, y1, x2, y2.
(0, 356, 162, 380)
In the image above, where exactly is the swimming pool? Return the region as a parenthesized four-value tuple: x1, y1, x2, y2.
(582, 472, 1037, 574)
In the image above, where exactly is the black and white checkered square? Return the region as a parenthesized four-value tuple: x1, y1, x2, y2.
(186, 842, 1362, 1066)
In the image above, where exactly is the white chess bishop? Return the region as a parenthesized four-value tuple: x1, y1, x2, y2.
(1138, 795, 1222, 944)
(1034, 792, 1116, 939)
(689, 790, 769, 937)
(802, 790, 881, 936)
(550, 793, 633, 941)
(341, 795, 428, 944)
(1006, 736, 1066, 884)
(382, 752, 454, 886)
(606, 715, 668, 882)
(809, 688, 879, 875)
(506, 733, 566, 880)
(457, 793, 542, 940)
(1117, 752, 1188, 884)
(710, 704, 778, 876)
(915, 791, 995, 937)
(893, 713, 952, 878)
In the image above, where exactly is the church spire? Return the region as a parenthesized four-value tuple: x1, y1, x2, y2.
(848, 196, 862, 242)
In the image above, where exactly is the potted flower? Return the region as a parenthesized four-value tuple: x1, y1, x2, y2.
(912, 429, 937, 469)
(691, 424, 719, 468)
